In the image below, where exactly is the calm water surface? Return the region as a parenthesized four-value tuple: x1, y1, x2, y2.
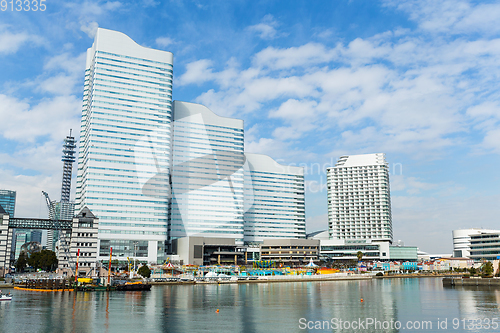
(1, 278, 500, 332)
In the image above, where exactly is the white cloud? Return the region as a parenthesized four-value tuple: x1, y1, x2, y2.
(177, 59, 214, 86)
(156, 36, 174, 48)
(253, 43, 333, 70)
(80, 21, 99, 38)
(0, 94, 81, 143)
(0, 26, 43, 54)
(246, 14, 281, 40)
(0, 169, 61, 218)
(385, 0, 500, 36)
(63, 1, 122, 38)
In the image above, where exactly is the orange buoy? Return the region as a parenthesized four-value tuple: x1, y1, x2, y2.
(360, 298, 364, 302)
(216, 309, 219, 313)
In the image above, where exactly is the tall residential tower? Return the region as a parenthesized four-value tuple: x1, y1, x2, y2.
(327, 153, 392, 242)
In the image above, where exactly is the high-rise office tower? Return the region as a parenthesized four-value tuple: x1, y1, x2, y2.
(0, 190, 16, 218)
(244, 153, 305, 244)
(76, 29, 306, 262)
(0, 190, 17, 262)
(327, 153, 392, 242)
(75, 28, 174, 262)
(170, 101, 245, 244)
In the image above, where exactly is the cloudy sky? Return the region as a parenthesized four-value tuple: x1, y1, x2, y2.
(1, 0, 500, 253)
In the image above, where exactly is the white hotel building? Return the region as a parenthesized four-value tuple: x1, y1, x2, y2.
(327, 153, 393, 242)
(75, 28, 305, 262)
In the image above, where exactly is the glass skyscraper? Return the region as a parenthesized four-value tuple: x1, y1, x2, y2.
(327, 153, 393, 242)
(75, 28, 174, 262)
(76, 29, 306, 262)
(0, 190, 16, 218)
(170, 101, 245, 244)
(244, 153, 305, 244)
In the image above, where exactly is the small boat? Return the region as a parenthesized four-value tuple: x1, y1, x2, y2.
(0, 293, 13, 301)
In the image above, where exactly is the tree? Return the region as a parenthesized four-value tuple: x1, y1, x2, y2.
(16, 252, 28, 272)
(137, 264, 151, 278)
(481, 261, 493, 276)
(357, 251, 363, 262)
(28, 250, 58, 271)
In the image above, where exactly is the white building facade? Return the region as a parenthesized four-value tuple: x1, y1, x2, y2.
(76, 29, 307, 263)
(170, 101, 245, 244)
(244, 153, 305, 244)
(452, 228, 500, 258)
(75, 28, 174, 263)
(327, 153, 392, 242)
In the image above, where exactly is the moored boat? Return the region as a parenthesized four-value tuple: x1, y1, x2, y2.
(0, 292, 13, 301)
(115, 281, 151, 291)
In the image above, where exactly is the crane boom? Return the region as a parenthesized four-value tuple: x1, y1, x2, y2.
(41, 191, 75, 274)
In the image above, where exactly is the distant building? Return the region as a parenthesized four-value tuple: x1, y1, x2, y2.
(171, 236, 243, 266)
(469, 231, 500, 261)
(0, 190, 16, 218)
(0, 190, 16, 262)
(320, 239, 390, 261)
(319, 239, 417, 262)
(259, 239, 319, 266)
(244, 153, 305, 244)
(307, 230, 329, 240)
(452, 228, 500, 258)
(327, 153, 392, 242)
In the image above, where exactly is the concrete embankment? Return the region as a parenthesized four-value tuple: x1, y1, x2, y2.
(443, 277, 500, 287)
(0, 283, 14, 289)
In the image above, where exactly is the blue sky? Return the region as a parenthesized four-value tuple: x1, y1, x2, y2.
(1, 0, 500, 253)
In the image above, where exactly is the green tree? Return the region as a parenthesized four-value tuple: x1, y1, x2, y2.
(28, 250, 58, 271)
(481, 261, 493, 276)
(16, 252, 28, 272)
(137, 264, 151, 278)
(357, 251, 363, 262)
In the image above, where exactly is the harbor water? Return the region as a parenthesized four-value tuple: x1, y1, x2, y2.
(1, 277, 500, 332)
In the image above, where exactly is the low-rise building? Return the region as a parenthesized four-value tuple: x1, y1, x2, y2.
(469, 232, 500, 261)
(171, 236, 244, 266)
(453, 228, 500, 258)
(259, 239, 319, 266)
(319, 239, 390, 261)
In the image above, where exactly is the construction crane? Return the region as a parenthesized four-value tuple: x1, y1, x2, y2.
(42, 191, 75, 274)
